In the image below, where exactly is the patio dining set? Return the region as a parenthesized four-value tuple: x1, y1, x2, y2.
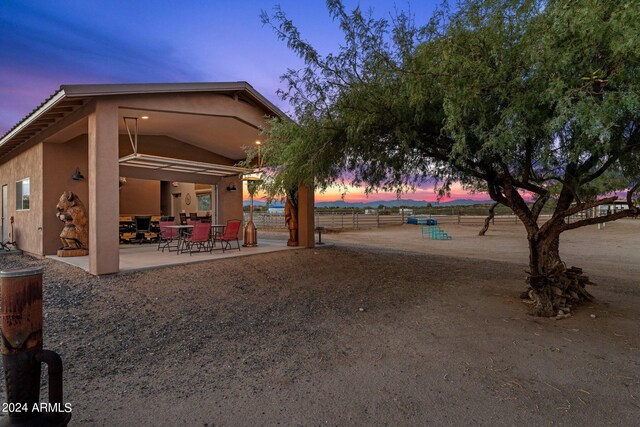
(119, 214, 242, 255)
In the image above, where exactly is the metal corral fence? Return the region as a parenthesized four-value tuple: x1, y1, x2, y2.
(244, 211, 556, 230)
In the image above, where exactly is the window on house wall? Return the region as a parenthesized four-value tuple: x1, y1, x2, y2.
(16, 178, 30, 211)
(197, 193, 211, 211)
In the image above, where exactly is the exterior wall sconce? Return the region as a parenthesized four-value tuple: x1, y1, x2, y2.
(226, 184, 237, 192)
(71, 167, 84, 181)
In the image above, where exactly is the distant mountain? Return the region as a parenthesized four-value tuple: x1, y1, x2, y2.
(244, 198, 494, 208)
(243, 200, 267, 207)
(314, 199, 493, 208)
(439, 199, 494, 206)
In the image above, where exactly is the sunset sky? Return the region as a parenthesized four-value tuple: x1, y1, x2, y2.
(0, 0, 486, 203)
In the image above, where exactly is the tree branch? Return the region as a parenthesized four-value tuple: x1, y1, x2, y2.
(561, 209, 635, 231)
(522, 139, 532, 184)
(531, 192, 550, 221)
(561, 196, 618, 218)
(561, 184, 640, 231)
(511, 178, 548, 196)
(580, 156, 617, 184)
(627, 182, 640, 209)
(486, 178, 509, 206)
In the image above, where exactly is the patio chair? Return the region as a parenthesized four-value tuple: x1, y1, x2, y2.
(179, 222, 212, 255)
(157, 220, 179, 252)
(130, 216, 153, 244)
(179, 212, 187, 225)
(216, 219, 241, 253)
(189, 212, 198, 220)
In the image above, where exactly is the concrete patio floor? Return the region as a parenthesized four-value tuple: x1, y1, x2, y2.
(47, 239, 298, 274)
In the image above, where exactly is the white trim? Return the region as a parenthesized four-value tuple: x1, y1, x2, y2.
(0, 90, 66, 148)
(15, 177, 30, 211)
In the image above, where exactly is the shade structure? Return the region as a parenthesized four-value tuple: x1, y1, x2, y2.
(118, 153, 254, 177)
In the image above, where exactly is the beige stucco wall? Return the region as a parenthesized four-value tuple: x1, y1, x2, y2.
(119, 178, 160, 216)
(218, 176, 243, 226)
(42, 136, 89, 255)
(0, 143, 44, 255)
(167, 182, 215, 218)
(88, 100, 120, 275)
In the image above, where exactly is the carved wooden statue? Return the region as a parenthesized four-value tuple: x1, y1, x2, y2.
(56, 191, 89, 257)
(285, 186, 299, 246)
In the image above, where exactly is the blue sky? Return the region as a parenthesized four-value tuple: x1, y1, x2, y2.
(1, 1, 480, 202)
(0, 0, 439, 133)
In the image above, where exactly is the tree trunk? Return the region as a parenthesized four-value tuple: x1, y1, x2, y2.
(478, 202, 498, 236)
(523, 230, 594, 318)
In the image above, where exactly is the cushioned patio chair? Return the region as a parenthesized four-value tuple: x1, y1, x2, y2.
(216, 219, 241, 252)
(179, 222, 211, 255)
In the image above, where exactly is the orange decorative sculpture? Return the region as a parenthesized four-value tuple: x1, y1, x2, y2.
(56, 191, 89, 257)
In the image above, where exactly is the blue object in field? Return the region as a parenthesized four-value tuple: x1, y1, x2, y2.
(407, 217, 437, 226)
(421, 225, 452, 240)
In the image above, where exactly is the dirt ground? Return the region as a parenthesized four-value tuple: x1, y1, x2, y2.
(0, 219, 639, 426)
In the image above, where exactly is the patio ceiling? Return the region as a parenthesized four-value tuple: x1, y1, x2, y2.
(118, 108, 262, 160)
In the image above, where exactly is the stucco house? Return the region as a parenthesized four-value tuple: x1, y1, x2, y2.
(0, 82, 314, 275)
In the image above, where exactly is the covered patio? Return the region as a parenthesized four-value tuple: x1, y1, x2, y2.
(0, 82, 315, 275)
(47, 238, 297, 273)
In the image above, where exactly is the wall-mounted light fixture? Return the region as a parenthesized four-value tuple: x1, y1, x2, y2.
(226, 184, 237, 192)
(71, 167, 84, 181)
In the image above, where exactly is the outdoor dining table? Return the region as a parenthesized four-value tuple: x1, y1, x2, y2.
(166, 224, 194, 254)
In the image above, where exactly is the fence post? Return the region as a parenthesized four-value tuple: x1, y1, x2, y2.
(457, 209, 461, 224)
(377, 212, 380, 227)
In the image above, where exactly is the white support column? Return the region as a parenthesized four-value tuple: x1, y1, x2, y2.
(88, 101, 120, 275)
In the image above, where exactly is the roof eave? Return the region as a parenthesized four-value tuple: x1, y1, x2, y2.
(0, 89, 66, 148)
(60, 82, 287, 118)
(0, 82, 287, 155)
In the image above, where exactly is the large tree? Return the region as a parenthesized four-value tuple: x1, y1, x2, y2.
(258, 0, 640, 316)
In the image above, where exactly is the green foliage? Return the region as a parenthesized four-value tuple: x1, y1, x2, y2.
(258, 0, 640, 215)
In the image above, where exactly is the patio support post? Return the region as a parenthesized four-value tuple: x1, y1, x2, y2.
(297, 185, 315, 248)
(88, 101, 119, 275)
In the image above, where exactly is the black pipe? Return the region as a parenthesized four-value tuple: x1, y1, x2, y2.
(36, 350, 63, 404)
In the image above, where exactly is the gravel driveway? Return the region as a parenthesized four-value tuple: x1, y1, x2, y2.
(0, 223, 638, 425)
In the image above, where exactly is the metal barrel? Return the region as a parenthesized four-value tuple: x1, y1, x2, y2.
(0, 268, 44, 422)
